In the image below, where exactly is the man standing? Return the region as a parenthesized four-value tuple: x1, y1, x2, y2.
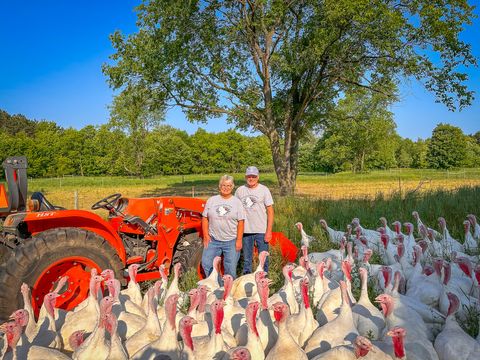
(235, 166, 274, 274)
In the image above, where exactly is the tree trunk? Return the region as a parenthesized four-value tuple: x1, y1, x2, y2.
(268, 129, 298, 196)
(360, 150, 365, 172)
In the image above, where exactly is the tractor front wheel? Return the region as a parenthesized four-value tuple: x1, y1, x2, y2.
(0, 227, 124, 322)
(171, 232, 204, 277)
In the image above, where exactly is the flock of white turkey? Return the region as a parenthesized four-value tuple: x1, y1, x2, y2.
(1, 211, 480, 359)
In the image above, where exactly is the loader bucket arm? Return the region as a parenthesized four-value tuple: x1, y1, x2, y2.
(0, 156, 28, 215)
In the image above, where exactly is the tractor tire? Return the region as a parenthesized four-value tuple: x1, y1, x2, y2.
(0, 227, 124, 322)
(171, 232, 204, 275)
(0, 243, 11, 265)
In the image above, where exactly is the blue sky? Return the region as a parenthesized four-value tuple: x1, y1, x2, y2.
(0, 1, 478, 139)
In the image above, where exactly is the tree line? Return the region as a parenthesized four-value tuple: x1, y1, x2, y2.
(296, 90, 480, 173)
(1, 109, 478, 179)
(0, 109, 272, 178)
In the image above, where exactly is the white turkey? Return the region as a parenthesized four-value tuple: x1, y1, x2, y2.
(61, 272, 104, 351)
(467, 214, 480, 239)
(192, 299, 229, 359)
(305, 281, 358, 358)
(374, 294, 439, 359)
(434, 292, 480, 360)
(231, 251, 269, 299)
(227, 301, 264, 360)
(265, 302, 307, 360)
(463, 219, 478, 252)
(124, 287, 161, 356)
(295, 222, 315, 248)
(380, 217, 396, 240)
(319, 219, 344, 246)
(131, 294, 181, 359)
(352, 267, 385, 340)
(309, 336, 376, 360)
(72, 296, 114, 360)
(286, 277, 318, 347)
(412, 211, 441, 239)
(438, 217, 465, 254)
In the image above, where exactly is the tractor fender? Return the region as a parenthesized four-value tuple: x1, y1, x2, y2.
(271, 232, 298, 262)
(3, 210, 126, 263)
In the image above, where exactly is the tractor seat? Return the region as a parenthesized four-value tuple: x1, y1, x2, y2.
(30, 192, 65, 211)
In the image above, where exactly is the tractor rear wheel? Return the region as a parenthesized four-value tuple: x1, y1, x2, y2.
(0, 227, 124, 322)
(0, 243, 11, 265)
(171, 232, 204, 276)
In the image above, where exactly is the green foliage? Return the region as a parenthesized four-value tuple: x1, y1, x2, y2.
(314, 88, 399, 173)
(109, 85, 165, 175)
(142, 126, 195, 176)
(427, 123, 468, 169)
(0, 110, 37, 136)
(179, 268, 199, 294)
(463, 136, 480, 168)
(410, 139, 429, 169)
(460, 303, 480, 338)
(190, 129, 272, 174)
(472, 131, 480, 145)
(0, 109, 273, 178)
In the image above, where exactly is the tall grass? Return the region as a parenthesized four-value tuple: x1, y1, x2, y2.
(274, 186, 480, 249)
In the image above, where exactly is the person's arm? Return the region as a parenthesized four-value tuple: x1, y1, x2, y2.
(236, 219, 244, 251)
(202, 216, 211, 248)
(265, 205, 274, 243)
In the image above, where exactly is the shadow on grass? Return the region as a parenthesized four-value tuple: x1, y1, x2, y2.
(140, 178, 279, 198)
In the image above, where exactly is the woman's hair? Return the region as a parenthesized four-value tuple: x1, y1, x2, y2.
(219, 174, 234, 188)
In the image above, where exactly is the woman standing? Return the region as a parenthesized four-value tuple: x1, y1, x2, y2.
(201, 175, 245, 278)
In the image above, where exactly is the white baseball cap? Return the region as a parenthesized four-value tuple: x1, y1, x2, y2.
(245, 166, 259, 176)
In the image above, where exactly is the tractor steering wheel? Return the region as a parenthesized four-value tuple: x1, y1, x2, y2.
(91, 193, 122, 211)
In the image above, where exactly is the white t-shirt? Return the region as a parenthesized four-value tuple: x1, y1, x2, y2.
(202, 195, 246, 241)
(235, 183, 273, 233)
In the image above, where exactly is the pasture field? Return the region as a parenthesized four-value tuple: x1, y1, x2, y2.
(28, 167, 480, 205)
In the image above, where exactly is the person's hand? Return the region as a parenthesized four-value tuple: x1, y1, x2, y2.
(203, 234, 211, 248)
(236, 239, 242, 252)
(265, 231, 272, 243)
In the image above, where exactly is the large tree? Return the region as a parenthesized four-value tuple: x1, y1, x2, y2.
(316, 88, 398, 172)
(103, 0, 476, 194)
(109, 85, 164, 176)
(427, 123, 467, 169)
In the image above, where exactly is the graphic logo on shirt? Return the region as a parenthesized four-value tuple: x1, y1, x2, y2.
(242, 195, 258, 209)
(215, 204, 232, 217)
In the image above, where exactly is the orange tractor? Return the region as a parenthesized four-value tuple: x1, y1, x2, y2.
(0, 156, 298, 321)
